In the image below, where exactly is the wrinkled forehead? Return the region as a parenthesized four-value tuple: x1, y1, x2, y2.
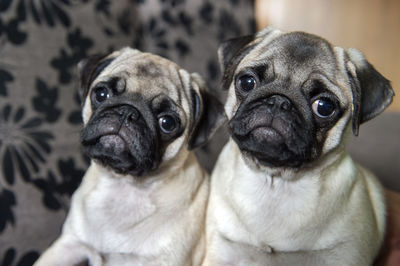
(94, 51, 185, 102)
(240, 32, 338, 82)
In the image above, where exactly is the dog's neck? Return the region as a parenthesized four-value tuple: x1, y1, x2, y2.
(72, 151, 208, 256)
(213, 139, 359, 251)
(89, 150, 206, 195)
(231, 138, 350, 183)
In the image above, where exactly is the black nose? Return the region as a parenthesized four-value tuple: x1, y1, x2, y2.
(266, 95, 292, 111)
(117, 105, 140, 122)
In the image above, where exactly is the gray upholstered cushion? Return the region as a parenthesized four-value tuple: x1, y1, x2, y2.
(348, 111, 400, 192)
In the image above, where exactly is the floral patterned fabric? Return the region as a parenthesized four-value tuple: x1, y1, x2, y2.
(0, 0, 255, 264)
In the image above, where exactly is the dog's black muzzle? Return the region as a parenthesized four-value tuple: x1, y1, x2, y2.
(81, 102, 159, 177)
(230, 94, 314, 168)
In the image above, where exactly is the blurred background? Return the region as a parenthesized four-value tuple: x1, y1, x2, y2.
(256, 0, 400, 110)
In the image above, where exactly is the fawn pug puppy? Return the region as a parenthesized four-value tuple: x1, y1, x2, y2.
(204, 28, 393, 265)
(34, 48, 225, 266)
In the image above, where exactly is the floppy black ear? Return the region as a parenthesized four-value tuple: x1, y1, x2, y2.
(77, 54, 114, 102)
(218, 27, 279, 90)
(346, 48, 394, 136)
(218, 35, 255, 91)
(218, 35, 254, 73)
(187, 74, 227, 150)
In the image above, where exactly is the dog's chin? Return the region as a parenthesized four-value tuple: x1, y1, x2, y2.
(98, 134, 127, 156)
(250, 126, 285, 144)
(83, 133, 157, 177)
(232, 127, 310, 169)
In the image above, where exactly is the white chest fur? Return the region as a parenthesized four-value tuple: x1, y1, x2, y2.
(67, 168, 158, 253)
(63, 155, 209, 263)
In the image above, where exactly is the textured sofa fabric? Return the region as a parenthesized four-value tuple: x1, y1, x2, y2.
(0, 0, 255, 264)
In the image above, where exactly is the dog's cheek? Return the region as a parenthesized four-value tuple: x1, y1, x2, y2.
(321, 109, 352, 154)
(82, 97, 92, 125)
(162, 134, 187, 162)
(224, 85, 239, 120)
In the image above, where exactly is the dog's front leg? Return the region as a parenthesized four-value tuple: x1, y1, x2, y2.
(34, 234, 103, 266)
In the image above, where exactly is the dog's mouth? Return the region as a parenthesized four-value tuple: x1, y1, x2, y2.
(232, 124, 297, 167)
(81, 119, 138, 156)
(97, 134, 127, 155)
(230, 104, 313, 168)
(231, 113, 289, 146)
(247, 126, 285, 144)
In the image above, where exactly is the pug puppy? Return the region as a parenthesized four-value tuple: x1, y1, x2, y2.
(204, 28, 394, 266)
(34, 47, 225, 266)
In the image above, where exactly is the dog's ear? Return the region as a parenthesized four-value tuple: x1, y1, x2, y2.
(218, 27, 279, 90)
(77, 54, 114, 103)
(218, 35, 254, 73)
(185, 73, 226, 150)
(218, 35, 255, 91)
(346, 48, 394, 136)
(217, 27, 277, 72)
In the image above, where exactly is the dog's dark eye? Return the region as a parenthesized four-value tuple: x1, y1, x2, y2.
(94, 87, 110, 103)
(312, 98, 336, 118)
(158, 115, 177, 134)
(237, 74, 256, 92)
